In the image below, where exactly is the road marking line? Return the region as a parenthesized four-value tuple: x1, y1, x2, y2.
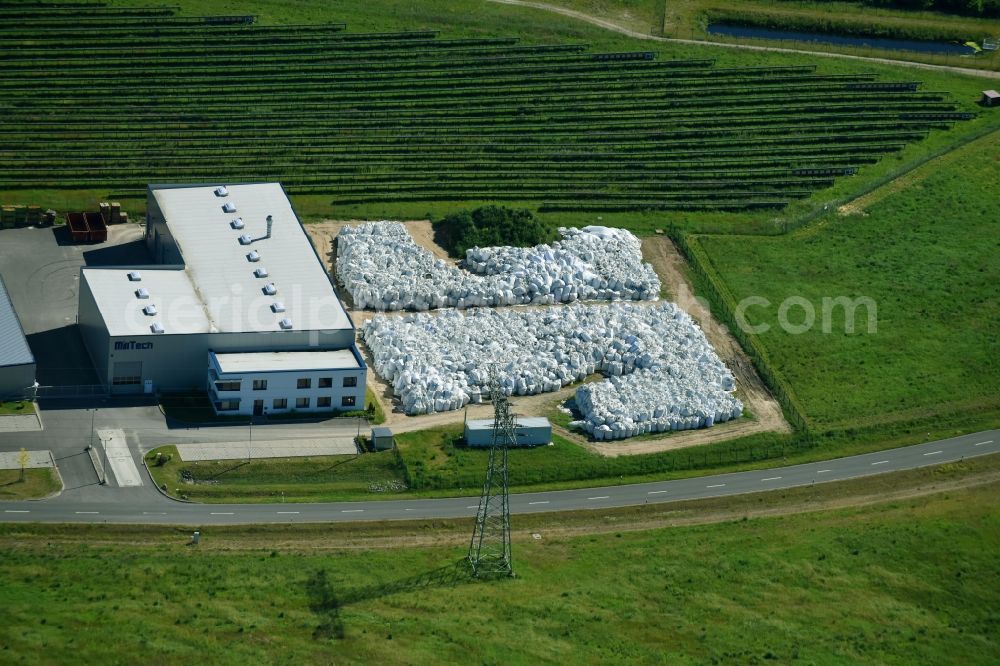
(588, 496, 610, 500)
(528, 501, 549, 505)
(706, 484, 725, 489)
(341, 509, 363, 513)
(466, 505, 479, 509)
(277, 511, 300, 514)
(647, 490, 668, 495)
(210, 512, 234, 515)
(4, 510, 29, 513)
(761, 477, 782, 482)
(817, 469, 832, 474)
(923, 450, 943, 456)
(974, 440, 992, 447)
(404, 508, 414, 511)
(75, 511, 99, 514)
(142, 512, 167, 515)
(871, 460, 889, 466)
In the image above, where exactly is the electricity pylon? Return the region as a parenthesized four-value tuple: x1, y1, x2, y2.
(467, 372, 515, 578)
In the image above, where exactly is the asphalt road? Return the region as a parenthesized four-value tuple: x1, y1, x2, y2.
(1, 429, 995, 526)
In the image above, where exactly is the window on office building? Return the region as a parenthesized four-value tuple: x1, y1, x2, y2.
(318, 377, 332, 388)
(272, 398, 287, 409)
(317, 396, 332, 408)
(297, 378, 311, 389)
(341, 395, 356, 408)
(296, 397, 310, 409)
(253, 379, 268, 390)
(343, 376, 357, 388)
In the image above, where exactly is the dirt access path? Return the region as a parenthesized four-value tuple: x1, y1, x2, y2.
(487, 0, 1000, 81)
(306, 221, 790, 449)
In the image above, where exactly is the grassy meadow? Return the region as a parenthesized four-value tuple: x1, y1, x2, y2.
(0, 401, 34, 416)
(145, 446, 409, 503)
(695, 131, 1000, 432)
(0, 469, 60, 500)
(1, 458, 998, 663)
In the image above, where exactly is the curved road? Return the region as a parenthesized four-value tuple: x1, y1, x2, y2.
(1, 430, 995, 525)
(488, 0, 1000, 81)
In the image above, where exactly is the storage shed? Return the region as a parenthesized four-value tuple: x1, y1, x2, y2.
(0, 275, 36, 399)
(981, 90, 999, 107)
(464, 416, 552, 448)
(371, 426, 394, 451)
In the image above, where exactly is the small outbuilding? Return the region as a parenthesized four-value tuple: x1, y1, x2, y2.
(371, 426, 395, 451)
(464, 416, 552, 448)
(981, 90, 999, 107)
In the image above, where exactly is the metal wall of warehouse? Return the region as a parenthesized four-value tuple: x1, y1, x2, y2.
(0, 363, 35, 400)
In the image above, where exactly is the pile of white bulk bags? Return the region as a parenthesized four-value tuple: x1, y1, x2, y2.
(336, 222, 659, 311)
(362, 302, 742, 438)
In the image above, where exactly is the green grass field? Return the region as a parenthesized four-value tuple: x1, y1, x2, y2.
(1, 457, 998, 663)
(0, 401, 33, 416)
(0, 468, 60, 500)
(145, 446, 408, 503)
(694, 131, 1000, 432)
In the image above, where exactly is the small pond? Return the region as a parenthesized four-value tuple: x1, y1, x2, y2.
(707, 23, 977, 56)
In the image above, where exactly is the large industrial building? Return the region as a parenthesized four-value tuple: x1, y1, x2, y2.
(0, 274, 35, 400)
(78, 183, 366, 415)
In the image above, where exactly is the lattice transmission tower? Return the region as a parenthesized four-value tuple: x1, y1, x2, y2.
(467, 371, 515, 578)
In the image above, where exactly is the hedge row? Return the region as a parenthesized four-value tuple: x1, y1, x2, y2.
(672, 232, 811, 432)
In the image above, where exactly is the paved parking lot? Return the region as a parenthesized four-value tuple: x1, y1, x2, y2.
(0, 223, 148, 386)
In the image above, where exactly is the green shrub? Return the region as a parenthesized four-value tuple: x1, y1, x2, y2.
(432, 205, 557, 258)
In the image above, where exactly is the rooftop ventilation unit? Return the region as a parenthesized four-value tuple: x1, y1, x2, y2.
(271, 302, 286, 313)
(150, 322, 165, 334)
(222, 203, 237, 213)
(135, 288, 150, 299)
(231, 218, 244, 230)
(279, 318, 293, 329)
(266, 214, 273, 238)
(214, 186, 229, 197)
(254, 267, 269, 278)
(262, 283, 277, 295)
(142, 304, 158, 316)
(238, 234, 253, 245)
(247, 250, 261, 262)
(127, 271, 142, 281)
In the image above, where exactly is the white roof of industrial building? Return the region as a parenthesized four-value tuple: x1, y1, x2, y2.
(465, 417, 551, 430)
(84, 183, 352, 336)
(211, 349, 360, 374)
(82, 267, 210, 336)
(152, 183, 350, 334)
(0, 275, 34, 368)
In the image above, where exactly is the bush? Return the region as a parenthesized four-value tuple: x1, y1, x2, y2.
(432, 205, 556, 258)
